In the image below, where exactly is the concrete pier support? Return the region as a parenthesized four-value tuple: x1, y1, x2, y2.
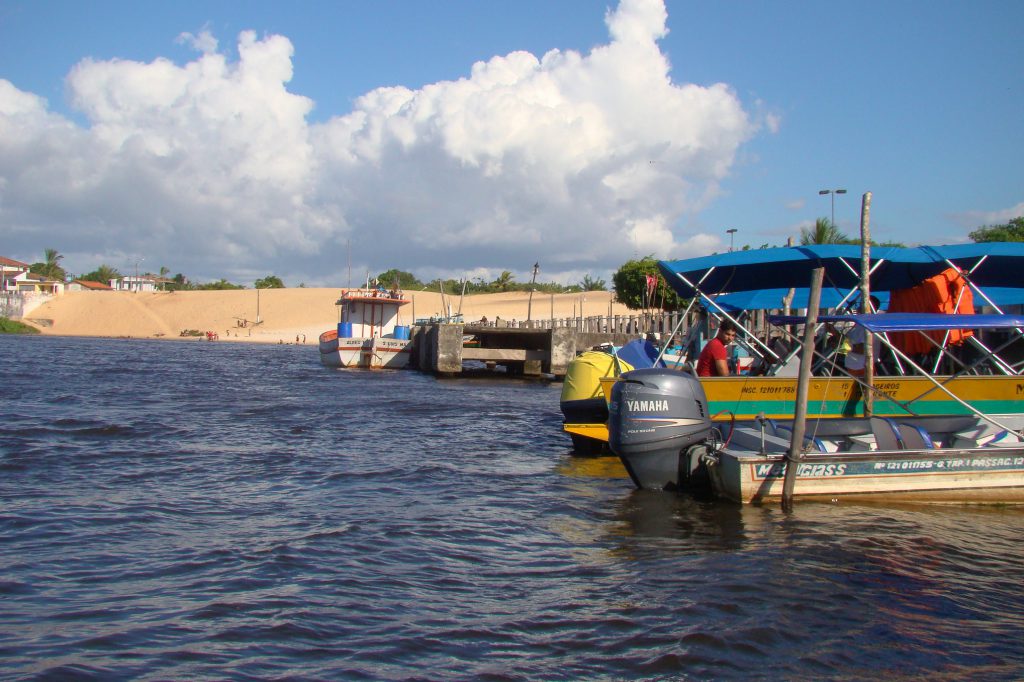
(415, 323, 634, 377)
(548, 327, 576, 376)
(436, 324, 465, 374)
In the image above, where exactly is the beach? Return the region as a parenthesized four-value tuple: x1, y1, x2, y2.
(23, 289, 632, 344)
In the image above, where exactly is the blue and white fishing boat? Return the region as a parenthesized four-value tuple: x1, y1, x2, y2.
(319, 287, 413, 369)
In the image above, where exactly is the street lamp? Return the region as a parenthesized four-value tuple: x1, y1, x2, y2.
(818, 188, 847, 230)
(133, 257, 144, 292)
(726, 228, 737, 252)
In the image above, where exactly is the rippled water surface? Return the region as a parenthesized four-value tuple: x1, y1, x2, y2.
(2, 335, 1024, 680)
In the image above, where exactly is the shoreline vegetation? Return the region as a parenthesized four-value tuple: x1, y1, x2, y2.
(0, 317, 41, 335)
(15, 289, 633, 345)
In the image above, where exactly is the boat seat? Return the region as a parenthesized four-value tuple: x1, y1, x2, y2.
(950, 422, 1021, 448)
(870, 416, 904, 451)
(727, 426, 792, 454)
(772, 424, 828, 453)
(986, 431, 1023, 447)
(897, 423, 935, 450)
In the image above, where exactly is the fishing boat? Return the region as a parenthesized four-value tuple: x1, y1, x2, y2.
(608, 313, 1024, 504)
(563, 242, 1024, 452)
(319, 287, 413, 369)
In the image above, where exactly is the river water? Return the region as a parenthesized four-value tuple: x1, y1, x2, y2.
(2, 335, 1023, 680)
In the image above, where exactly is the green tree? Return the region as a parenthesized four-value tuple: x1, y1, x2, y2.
(579, 274, 607, 291)
(611, 256, 684, 310)
(800, 218, 850, 245)
(969, 216, 1024, 242)
(376, 269, 422, 289)
(29, 248, 67, 281)
(197, 279, 244, 290)
(81, 264, 122, 284)
(167, 273, 192, 291)
(254, 275, 285, 289)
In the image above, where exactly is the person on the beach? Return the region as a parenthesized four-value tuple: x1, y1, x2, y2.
(696, 320, 739, 377)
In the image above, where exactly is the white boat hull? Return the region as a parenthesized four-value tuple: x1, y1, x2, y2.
(712, 446, 1024, 504)
(319, 334, 412, 369)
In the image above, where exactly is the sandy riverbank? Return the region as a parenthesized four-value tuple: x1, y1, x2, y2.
(23, 289, 631, 344)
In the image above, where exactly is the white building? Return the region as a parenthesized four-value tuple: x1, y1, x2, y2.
(110, 275, 157, 292)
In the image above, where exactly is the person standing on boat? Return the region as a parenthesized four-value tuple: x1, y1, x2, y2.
(696, 320, 739, 377)
(845, 296, 882, 376)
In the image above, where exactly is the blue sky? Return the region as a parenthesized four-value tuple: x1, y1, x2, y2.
(1, 0, 1021, 287)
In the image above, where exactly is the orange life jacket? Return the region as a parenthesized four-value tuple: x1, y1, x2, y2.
(886, 267, 974, 355)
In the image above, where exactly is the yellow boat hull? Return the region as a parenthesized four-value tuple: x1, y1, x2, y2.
(565, 374, 1024, 445)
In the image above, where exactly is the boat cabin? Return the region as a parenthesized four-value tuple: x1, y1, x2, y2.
(336, 288, 411, 339)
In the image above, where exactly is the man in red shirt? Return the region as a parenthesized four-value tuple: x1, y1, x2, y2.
(696, 320, 739, 377)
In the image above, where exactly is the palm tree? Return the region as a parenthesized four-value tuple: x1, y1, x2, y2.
(800, 218, 849, 245)
(34, 248, 67, 280)
(579, 274, 607, 291)
(493, 271, 515, 291)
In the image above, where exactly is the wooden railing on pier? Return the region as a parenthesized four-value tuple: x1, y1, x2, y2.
(473, 311, 696, 337)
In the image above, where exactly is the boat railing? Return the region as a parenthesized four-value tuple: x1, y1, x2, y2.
(337, 287, 410, 304)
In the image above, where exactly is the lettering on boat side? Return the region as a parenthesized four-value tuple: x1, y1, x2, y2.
(740, 381, 905, 398)
(755, 463, 847, 479)
(627, 417, 704, 429)
(741, 386, 796, 396)
(753, 457, 1024, 480)
(874, 457, 1024, 472)
(929, 456, 1024, 470)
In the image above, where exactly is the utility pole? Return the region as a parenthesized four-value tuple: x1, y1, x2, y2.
(526, 262, 539, 322)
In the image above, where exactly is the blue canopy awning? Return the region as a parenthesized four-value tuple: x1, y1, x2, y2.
(659, 242, 1024, 300)
(702, 288, 891, 312)
(767, 313, 1024, 333)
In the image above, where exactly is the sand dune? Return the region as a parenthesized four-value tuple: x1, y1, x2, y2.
(24, 288, 630, 344)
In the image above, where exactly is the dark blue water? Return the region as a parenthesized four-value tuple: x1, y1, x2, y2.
(2, 335, 1024, 680)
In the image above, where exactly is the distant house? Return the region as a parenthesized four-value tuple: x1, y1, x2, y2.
(8, 271, 65, 295)
(110, 275, 157, 292)
(0, 256, 31, 292)
(68, 279, 114, 292)
(151, 276, 175, 291)
(0, 256, 30, 269)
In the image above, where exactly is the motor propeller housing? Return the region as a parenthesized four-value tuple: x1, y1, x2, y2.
(608, 368, 713, 490)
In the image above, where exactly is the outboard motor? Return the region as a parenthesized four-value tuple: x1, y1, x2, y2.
(608, 368, 713, 493)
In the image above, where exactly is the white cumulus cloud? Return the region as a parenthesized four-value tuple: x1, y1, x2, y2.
(0, 0, 757, 286)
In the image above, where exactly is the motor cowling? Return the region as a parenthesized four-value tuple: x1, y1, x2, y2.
(608, 368, 713, 491)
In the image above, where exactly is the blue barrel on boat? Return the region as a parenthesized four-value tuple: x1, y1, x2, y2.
(337, 321, 353, 337)
(393, 325, 410, 340)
